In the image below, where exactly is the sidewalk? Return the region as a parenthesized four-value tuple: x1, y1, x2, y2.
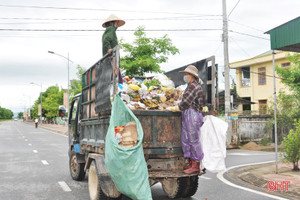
(227, 159, 300, 200)
(24, 121, 68, 136)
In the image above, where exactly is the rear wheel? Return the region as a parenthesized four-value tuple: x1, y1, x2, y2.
(88, 160, 121, 200)
(69, 150, 85, 181)
(181, 176, 199, 198)
(162, 178, 187, 199)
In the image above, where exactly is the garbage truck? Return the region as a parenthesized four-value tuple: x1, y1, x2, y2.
(68, 46, 218, 199)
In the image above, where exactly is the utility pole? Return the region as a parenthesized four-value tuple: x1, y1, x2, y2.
(223, 0, 232, 142)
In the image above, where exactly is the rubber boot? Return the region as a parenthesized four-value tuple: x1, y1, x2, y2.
(184, 160, 200, 174)
(183, 159, 192, 170)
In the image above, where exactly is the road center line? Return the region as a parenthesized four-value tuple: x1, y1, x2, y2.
(41, 160, 49, 165)
(33, 150, 38, 153)
(216, 161, 289, 200)
(58, 181, 72, 192)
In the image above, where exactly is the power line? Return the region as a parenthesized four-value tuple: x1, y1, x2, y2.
(239, 68, 282, 80)
(0, 28, 222, 32)
(0, 16, 222, 21)
(228, 0, 241, 18)
(229, 30, 269, 40)
(0, 4, 222, 16)
(229, 36, 251, 57)
(229, 20, 265, 33)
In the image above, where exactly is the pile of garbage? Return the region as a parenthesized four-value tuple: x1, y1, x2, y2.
(117, 74, 186, 111)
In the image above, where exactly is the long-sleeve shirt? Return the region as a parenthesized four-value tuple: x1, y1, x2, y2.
(102, 26, 118, 56)
(179, 81, 203, 113)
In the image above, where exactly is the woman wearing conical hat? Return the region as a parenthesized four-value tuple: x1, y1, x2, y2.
(102, 14, 125, 84)
(102, 14, 125, 56)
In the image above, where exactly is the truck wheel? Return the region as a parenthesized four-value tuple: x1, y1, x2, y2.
(88, 160, 121, 200)
(181, 176, 199, 198)
(162, 178, 187, 199)
(69, 150, 85, 181)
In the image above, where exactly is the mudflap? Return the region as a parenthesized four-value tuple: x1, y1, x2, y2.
(85, 153, 121, 198)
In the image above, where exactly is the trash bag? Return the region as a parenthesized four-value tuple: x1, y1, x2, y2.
(105, 95, 152, 200)
(200, 115, 227, 173)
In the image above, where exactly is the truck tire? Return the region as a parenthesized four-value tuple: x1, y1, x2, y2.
(69, 150, 85, 181)
(88, 160, 121, 200)
(162, 178, 187, 199)
(181, 176, 199, 198)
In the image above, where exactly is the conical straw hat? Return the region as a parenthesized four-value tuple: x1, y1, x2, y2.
(102, 14, 125, 28)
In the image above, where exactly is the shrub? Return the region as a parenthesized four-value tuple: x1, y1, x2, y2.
(281, 119, 300, 171)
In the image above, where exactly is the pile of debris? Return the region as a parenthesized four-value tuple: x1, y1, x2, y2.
(117, 74, 186, 111)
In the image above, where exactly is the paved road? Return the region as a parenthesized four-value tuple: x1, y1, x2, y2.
(0, 121, 285, 200)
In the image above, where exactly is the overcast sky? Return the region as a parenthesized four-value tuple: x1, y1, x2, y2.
(0, 0, 299, 114)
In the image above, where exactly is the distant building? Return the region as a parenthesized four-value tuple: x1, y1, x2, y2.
(230, 51, 294, 114)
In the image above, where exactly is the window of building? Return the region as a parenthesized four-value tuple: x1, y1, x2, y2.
(241, 66, 250, 87)
(281, 62, 290, 69)
(242, 97, 251, 111)
(258, 67, 266, 85)
(259, 100, 267, 115)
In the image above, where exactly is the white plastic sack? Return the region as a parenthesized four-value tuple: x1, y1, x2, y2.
(153, 74, 175, 88)
(200, 115, 228, 173)
(176, 84, 187, 91)
(138, 83, 148, 95)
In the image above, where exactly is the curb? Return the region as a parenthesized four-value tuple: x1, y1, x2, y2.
(226, 163, 300, 200)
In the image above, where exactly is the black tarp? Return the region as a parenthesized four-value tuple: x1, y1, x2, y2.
(165, 59, 208, 104)
(95, 58, 113, 113)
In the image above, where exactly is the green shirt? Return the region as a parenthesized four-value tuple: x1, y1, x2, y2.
(102, 26, 118, 56)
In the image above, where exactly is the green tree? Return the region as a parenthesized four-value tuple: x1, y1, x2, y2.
(276, 53, 300, 97)
(70, 65, 86, 99)
(30, 85, 65, 119)
(266, 90, 300, 131)
(0, 106, 13, 119)
(30, 66, 85, 119)
(42, 86, 65, 118)
(266, 53, 300, 139)
(281, 119, 300, 171)
(120, 26, 179, 76)
(18, 112, 23, 119)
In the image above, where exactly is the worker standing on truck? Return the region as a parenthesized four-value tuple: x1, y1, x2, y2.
(102, 14, 125, 84)
(177, 65, 204, 174)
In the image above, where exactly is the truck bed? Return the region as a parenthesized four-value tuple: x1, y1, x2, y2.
(79, 110, 183, 157)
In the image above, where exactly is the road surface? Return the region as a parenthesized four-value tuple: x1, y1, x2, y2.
(0, 121, 285, 200)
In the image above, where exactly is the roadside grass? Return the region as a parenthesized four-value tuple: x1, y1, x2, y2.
(0, 119, 13, 122)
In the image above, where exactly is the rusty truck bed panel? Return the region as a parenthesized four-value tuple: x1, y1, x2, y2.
(78, 110, 183, 156)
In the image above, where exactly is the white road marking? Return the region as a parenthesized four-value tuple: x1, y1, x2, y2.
(217, 161, 289, 200)
(33, 150, 38, 153)
(199, 176, 211, 180)
(58, 181, 72, 192)
(227, 153, 273, 156)
(41, 160, 49, 165)
(25, 139, 28, 141)
(28, 143, 32, 146)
